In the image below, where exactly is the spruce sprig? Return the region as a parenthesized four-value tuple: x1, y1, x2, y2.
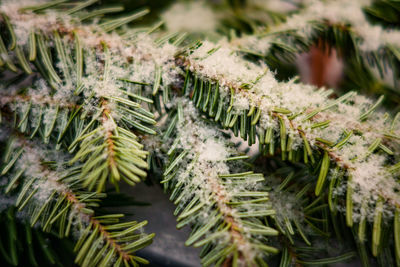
(1, 0, 400, 266)
(179, 40, 400, 264)
(0, 135, 154, 267)
(0, 2, 157, 191)
(160, 100, 279, 266)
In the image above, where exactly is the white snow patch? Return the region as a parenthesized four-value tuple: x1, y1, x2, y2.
(161, 1, 218, 33)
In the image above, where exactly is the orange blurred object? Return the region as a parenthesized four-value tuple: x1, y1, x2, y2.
(297, 41, 343, 88)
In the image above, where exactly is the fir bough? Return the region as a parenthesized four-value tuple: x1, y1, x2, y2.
(0, 0, 400, 266)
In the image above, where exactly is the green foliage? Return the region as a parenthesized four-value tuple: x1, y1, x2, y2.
(0, 0, 155, 192)
(0, 135, 153, 266)
(159, 100, 279, 266)
(179, 40, 400, 265)
(0, 206, 75, 267)
(0, 0, 400, 266)
(232, 0, 400, 104)
(1, 0, 158, 265)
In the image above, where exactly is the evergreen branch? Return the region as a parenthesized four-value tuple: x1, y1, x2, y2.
(0, 91, 81, 144)
(159, 100, 354, 265)
(257, 160, 387, 266)
(0, 94, 79, 109)
(0, 135, 154, 267)
(268, 171, 317, 246)
(1, 1, 399, 266)
(178, 40, 400, 259)
(68, 106, 150, 192)
(0, 2, 172, 190)
(237, 0, 400, 58)
(161, 99, 279, 266)
(234, 0, 400, 88)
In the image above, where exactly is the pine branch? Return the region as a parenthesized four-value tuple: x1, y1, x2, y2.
(159, 99, 280, 266)
(0, 1, 172, 191)
(177, 40, 400, 260)
(0, 90, 81, 146)
(246, 158, 361, 266)
(238, 0, 400, 56)
(0, 135, 154, 267)
(1, 1, 400, 266)
(157, 99, 358, 266)
(233, 0, 400, 88)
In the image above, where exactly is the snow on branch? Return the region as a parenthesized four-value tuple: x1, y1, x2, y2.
(237, 0, 400, 56)
(182, 40, 400, 225)
(161, 99, 279, 266)
(0, 0, 179, 190)
(0, 136, 154, 266)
